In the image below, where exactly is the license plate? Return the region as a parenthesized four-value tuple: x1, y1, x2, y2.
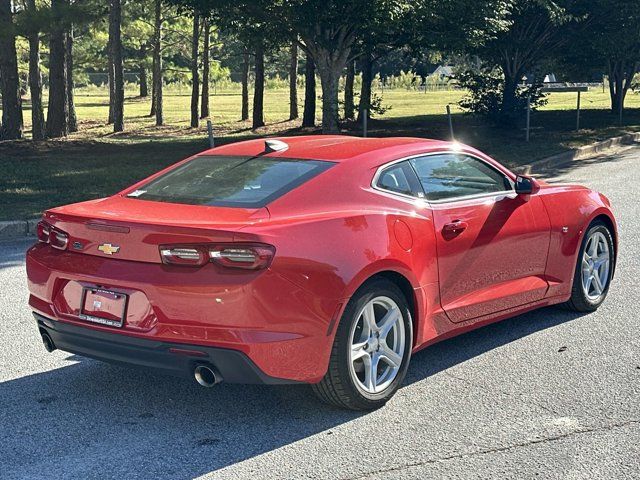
(79, 288, 128, 328)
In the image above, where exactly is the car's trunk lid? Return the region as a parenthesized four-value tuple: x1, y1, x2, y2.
(43, 196, 269, 263)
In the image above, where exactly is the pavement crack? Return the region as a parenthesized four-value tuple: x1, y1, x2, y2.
(343, 418, 640, 480)
(442, 371, 563, 417)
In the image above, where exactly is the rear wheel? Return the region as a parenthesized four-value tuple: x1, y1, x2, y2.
(564, 220, 615, 312)
(312, 279, 413, 410)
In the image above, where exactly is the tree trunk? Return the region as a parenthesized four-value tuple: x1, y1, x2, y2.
(107, 16, 115, 124)
(27, 0, 45, 140)
(190, 13, 200, 128)
(501, 74, 519, 123)
(151, 0, 163, 124)
(200, 18, 210, 119)
(139, 43, 148, 97)
(304, 43, 351, 133)
(241, 50, 249, 121)
(302, 53, 316, 128)
(110, 0, 124, 132)
(0, 0, 24, 140)
(46, 0, 69, 138)
(288, 41, 298, 120)
(66, 25, 78, 133)
(252, 43, 265, 129)
(344, 59, 355, 121)
(608, 60, 637, 116)
(357, 54, 372, 124)
(150, 57, 156, 116)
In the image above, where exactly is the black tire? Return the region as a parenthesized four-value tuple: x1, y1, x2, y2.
(563, 220, 615, 312)
(312, 278, 413, 410)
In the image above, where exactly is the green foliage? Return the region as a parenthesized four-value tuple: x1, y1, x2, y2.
(458, 66, 547, 125)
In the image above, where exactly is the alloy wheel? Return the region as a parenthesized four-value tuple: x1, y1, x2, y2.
(581, 231, 611, 302)
(348, 296, 406, 394)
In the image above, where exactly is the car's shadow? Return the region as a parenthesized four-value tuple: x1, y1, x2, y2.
(0, 305, 585, 479)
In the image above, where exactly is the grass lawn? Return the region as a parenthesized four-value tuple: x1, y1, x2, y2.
(2, 85, 640, 220)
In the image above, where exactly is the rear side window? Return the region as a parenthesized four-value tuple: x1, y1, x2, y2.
(376, 162, 424, 198)
(128, 156, 335, 208)
(409, 154, 511, 201)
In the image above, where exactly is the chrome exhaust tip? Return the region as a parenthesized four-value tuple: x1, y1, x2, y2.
(194, 364, 220, 387)
(41, 332, 56, 353)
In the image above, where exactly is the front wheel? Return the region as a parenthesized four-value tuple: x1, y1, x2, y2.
(564, 220, 615, 312)
(312, 279, 413, 410)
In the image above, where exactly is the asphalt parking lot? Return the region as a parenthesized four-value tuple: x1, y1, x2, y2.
(1, 147, 639, 480)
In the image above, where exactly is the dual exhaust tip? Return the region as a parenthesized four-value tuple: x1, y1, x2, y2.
(41, 330, 220, 388)
(194, 364, 221, 387)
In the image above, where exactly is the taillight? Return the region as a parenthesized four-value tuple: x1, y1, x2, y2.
(159, 243, 275, 270)
(210, 245, 275, 270)
(160, 247, 209, 267)
(37, 221, 69, 250)
(37, 221, 50, 243)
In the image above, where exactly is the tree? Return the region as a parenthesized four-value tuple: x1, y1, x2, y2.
(67, 25, 78, 132)
(252, 41, 265, 129)
(190, 12, 200, 127)
(566, 0, 640, 116)
(24, 0, 45, 140)
(46, 0, 69, 138)
(302, 53, 316, 127)
(240, 49, 249, 121)
(0, 0, 24, 140)
(200, 17, 210, 119)
(344, 59, 355, 121)
(456, 0, 573, 124)
(289, 41, 298, 120)
(109, 0, 124, 132)
(151, 0, 163, 124)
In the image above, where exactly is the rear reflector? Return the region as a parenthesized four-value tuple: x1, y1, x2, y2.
(159, 243, 275, 270)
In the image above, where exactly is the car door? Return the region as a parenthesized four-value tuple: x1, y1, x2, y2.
(409, 153, 551, 323)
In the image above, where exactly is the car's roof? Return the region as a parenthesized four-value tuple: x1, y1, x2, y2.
(199, 135, 454, 163)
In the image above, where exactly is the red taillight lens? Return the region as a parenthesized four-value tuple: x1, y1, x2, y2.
(49, 229, 69, 250)
(37, 221, 69, 250)
(37, 221, 50, 243)
(160, 247, 209, 267)
(159, 243, 275, 270)
(210, 244, 275, 270)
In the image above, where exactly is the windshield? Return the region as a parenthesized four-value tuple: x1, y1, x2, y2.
(127, 155, 335, 208)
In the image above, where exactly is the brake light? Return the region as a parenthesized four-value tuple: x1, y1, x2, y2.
(37, 221, 50, 243)
(37, 221, 69, 250)
(160, 247, 208, 267)
(50, 230, 69, 250)
(210, 245, 275, 270)
(159, 243, 275, 270)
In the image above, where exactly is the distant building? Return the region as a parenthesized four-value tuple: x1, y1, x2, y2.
(431, 65, 454, 79)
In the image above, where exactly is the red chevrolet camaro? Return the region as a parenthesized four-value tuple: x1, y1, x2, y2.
(27, 136, 617, 410)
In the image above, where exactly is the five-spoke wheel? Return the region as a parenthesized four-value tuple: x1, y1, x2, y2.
(312, 279, 413, 410)
(566, 220, 615, 312)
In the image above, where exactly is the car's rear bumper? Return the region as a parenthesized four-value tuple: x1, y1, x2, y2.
(35, 313, 299, 384)
(26, 243, 341, 383)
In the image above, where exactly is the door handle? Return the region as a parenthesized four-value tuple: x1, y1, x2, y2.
(443, 220, 468, 235)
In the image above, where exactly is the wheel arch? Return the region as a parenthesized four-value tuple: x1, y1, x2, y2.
(349, 269, 422, 346)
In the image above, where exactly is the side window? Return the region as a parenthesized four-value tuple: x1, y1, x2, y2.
(409, 154, 511, 201)
(376, 162, 423, 197)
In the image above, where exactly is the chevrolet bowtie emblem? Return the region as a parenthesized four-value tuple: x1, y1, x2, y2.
(98, 243, 120, 255)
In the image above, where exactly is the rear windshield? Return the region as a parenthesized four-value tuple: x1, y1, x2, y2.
(127, 155, 335, 208)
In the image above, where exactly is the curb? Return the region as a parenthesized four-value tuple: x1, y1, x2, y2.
(2, 132, 639, 241)
(0, 219, 39, 241)
(516, 132, 640, 175)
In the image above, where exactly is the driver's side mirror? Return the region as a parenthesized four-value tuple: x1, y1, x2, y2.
(515, 175, 540, 195)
